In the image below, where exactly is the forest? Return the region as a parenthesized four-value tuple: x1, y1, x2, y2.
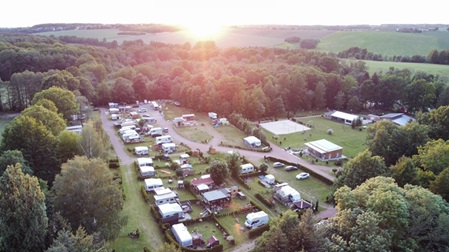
(0, 33, 449, 251)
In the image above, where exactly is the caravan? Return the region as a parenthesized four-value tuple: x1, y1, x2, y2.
(148, 127, 163, 137)
(145, 178, 163, 192)
(162, 143, 177, 153)
(155, 135, 172, 145)
(119, 125, 136, 135)
(134, 146, 149, 156)
(240, 163, 255, 174)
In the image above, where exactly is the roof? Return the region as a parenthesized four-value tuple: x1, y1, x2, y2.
(154, 187, 171, 195)
(145, 178, 163, 186)
(191, 177, 214, 186)
(331, 111, 359, 121)
(277, 186, 300, 200)
(197, 184, 209, 191)
(158, 203, 183, 214)
(180, 153, 190, 159)
(154, 191, 178, 201)
(380, 113, 415, 126)
(265, 174, 275, 180)
(305, 139, 342, 154)
(172, 223, 192, 241)
(380, 113, 404, 120)
(139, 166, 154, 173)
(137, 157, 153, 165)
(162, 143, 176, 147)
(292, 199, 313, 209)
(135, 146, 148, 151)
(243, 136, 260, 143)
(203, 190, 229, 202)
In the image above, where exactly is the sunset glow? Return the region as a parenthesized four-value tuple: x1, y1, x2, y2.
(183, 21, 224, 40)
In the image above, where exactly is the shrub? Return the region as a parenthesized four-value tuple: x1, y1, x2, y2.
(248, 224, 270, 238)
(255, 193, 274, 208)
(141, 185, 150, 203)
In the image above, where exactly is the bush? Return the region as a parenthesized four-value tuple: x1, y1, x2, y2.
(141, 185, 150, 203)
(248, 224, 270, 238)
(255, 193, 274, 208)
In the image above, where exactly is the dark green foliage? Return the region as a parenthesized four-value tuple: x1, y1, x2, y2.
(255, 193, 274, 208)
(0, 149, 32, 175)
(248, 224, 270, 238)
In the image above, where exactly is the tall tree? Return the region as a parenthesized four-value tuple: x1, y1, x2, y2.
(46, 227, 108, 252)
(404, 79, 436, 112)
(226, 152, 241, 177)
(78, 120, 108, 159)
(1, 116, 59, 182)
(418, 105, 449, 141)
(208, 160, 229, 186)
(52, 156, 126, 241)
(0, 150, 32, 175)
(0, 164, 48, 251)
(21, 104, 66, 136)
(56, 130, 83, 164)
(32, 86, 79, 121)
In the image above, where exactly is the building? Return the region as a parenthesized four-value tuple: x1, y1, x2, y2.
(191, 176, 215, 192)
(380, 113, 415, 126)
(328, 111, 359, 125)
(202, 189, 231, 206)
(305, 139, 343, 160)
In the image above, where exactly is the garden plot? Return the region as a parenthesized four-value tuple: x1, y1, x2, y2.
(260, 120, 310, 135)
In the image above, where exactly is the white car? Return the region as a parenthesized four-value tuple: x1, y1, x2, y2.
(273, 162, 285, 168)
(296, 172, 310, 180)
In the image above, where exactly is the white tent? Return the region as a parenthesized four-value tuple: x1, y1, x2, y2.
(243, 136, 261, 148)
(277, 185, 301, 202)
(172, 223, 193, 247)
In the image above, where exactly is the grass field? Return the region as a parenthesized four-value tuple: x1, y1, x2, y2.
(317, 30, 449, 57)
(263, 117, 367, 159)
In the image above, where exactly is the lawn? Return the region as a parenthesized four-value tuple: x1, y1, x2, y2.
(214, 125, 247, 148)
(263, 117, 367, 159)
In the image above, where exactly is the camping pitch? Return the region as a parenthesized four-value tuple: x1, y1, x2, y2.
(260, 120, 310, 135)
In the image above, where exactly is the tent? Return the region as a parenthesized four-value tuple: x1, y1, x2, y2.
(243, 136, 261, 148)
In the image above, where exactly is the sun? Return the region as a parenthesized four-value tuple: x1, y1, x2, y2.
(184, 21, 224, 40)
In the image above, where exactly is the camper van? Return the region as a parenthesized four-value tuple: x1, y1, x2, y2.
(145, 178, 163, 192)
(240, 163, 255, 174)
(244, 211, 269, 230)
(134, 146, 149, 156)
(121, 131, 139, 140)
(162, 143, 177, 153)
(155, 135, 172, 145)
(149, 127, 163, 137)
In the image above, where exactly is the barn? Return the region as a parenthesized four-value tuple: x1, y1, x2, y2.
(305, 139, 343, 160)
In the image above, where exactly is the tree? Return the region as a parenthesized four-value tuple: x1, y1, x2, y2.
(21, 104, 66, 136)
(132, 73, 149, 101)
(32, 86, 79, 121)
(404, 79, 436, 112)
(1, 116, 59, 183)
(390, 156, 417, 187)
(110, 77, 135, 104)
(56, 130, 83, 164)
(413, 139, 449, 175)
(226, 152, 241, 177)
(52, 156, 126, 241)
(333, 149, 389, 190)
(259, 163, 268, 172)
(46, 227, 108, 252)
(430, 167, 449, 203)
(0, 150, 32, 175)
(209, 160, 229, 186)
(78, 120, 108, 159)
(418, 105, 449, 141)
(0, 164, 48, 251)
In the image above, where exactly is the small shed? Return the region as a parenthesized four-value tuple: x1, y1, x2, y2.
(197, 184, 209, 192)
(305, 139, 343, 160)
(243, 136, 261, 148)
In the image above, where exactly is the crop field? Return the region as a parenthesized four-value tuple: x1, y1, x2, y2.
(35, 27, 335, 48)
(317, 31, 449, 57)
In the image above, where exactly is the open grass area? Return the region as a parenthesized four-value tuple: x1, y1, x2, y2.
(214, 125, 247, 147)
(317, 30, 449, 57)
(107, 165, 164, 251)
(263, 117, 367, 159)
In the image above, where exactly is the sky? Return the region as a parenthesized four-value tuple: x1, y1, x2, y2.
(1, 0, 448, 28)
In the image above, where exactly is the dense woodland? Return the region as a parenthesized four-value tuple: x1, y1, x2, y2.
(1, 33, 449, 251)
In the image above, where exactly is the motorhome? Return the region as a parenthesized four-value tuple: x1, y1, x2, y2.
(155, 135, 172, 145)
(240, 163, 255, 174)
(134, 146, 149, 156)
(148, 127, 163, 137)
(244, 211, 269, 230)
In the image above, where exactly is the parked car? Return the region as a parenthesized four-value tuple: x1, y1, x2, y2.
(163, 127, 169, 133)
(273, 162, 285, 168)
(296, 172, 310, 180)
(285, 165, 298, 172)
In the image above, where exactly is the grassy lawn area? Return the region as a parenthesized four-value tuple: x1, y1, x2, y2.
(214, 125, 248, 148)
(217, 214, 250, 246)
(263, 117, 367, 159)
(107, 165, 164, 251)
(183, 220, 231, 251)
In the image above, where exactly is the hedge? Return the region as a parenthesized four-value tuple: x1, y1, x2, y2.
(248, 224, 270, 238)
(141, 185, 151, 203)
(254, 193, 274, 208)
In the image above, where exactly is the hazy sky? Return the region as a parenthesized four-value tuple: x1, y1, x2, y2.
(1, 0, 448, 28)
